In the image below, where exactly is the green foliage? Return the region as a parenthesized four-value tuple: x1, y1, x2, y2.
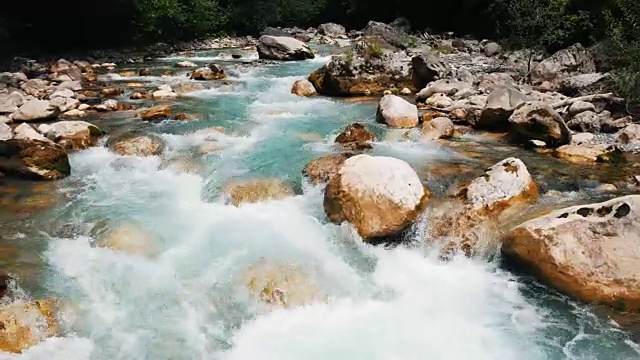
(603, 0, 640, 113)
(434, 44, 452, 54)
(365, 43, 383, 58)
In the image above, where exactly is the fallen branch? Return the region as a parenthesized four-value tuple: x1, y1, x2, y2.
(550, 93, 625, 109)
(421, 103, 484, 113)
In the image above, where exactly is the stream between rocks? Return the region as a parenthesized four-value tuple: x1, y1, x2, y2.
(1, 42, 640, 359)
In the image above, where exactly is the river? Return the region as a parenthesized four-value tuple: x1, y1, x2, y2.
(0, 44, 639, 359)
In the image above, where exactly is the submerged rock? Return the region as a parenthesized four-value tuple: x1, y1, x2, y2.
(0, 139, 70, 180)
(0, 299, 59, 353)
(324, 154, 428, 241)
(376, 95, 418, 128)
(138, 105, 172, 121)
(303, 153, 355, 185)
(334, 123, 375, 149)
(191, 65, 226, 80)
(108, 135, 164, 157)
(257, 36, 314, 61)
(502, 195, 640, 311)
(241, 260, 323, 308)
(95, 222, 159, 257)
(222, 178, 294, 206)
(291, 79, 316, 97)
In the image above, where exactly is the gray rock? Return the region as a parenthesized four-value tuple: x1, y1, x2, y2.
(309, 37, 412, 96)
(421, 117, 454, 140)
(568, 100, 596, 117)
(566, 110, 610, 133)
(12, 99, 60, 121)
(411, 52, 451, 89)
(13, 123, 52, 143)
(0, 122, 12, 141)
(476, 73, 516, 92)
(257, 36, 314, 61)
(318, 23, 346, 37)
(417, 79, 471, 101)
(362, 21, 418, 49)
(20, 79, 50, 98)
(509, 101, 571, 146)
(376, 95, 419, 128)
(602, 115, 633, 133)
(530, 44, 596, 86)
(559, 73, 610, 96)
(477, 86, 529, 129)
(616, 124, 640, 145)
(50, 59, 82, 82)
(483, 42, 502, 56)
(0, 92, 25, 114)
(261, 27, 291, 37)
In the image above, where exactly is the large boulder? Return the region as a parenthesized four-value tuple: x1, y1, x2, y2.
(302, 153, 355, 185)
(12, 99, 60, 122)
(334, 123, 376, 149)
(291, 79, 317, 97)
(222, 178, 294, 206)
(318, 23, 346, 37)
(324, 154, 428, 241)
(362, 21, 418, 49)
(0, 299, 59, 353)
(426, 158, 538, 257)
(411, 52, 451, 90)
(39, 121, 104, 150)
(309, 37, 413, 96)
(376, 95, 418, 128)
(529, 44, 596, 86)
(0, 140, 70, 180)
(476, 86, 529, 130)
(502, 195, 640, 310)
(108, 135, 164, 157)
(508, 101, 571, 146)
(257, 36, 314, 61)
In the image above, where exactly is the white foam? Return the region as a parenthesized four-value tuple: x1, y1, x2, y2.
(222, 248, 546, 360)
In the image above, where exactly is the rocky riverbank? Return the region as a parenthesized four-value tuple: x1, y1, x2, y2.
(1, 19, 640, 355)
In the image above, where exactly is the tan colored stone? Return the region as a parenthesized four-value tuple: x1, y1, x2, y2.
(241, 260, 323, 308)
(324, 154, 429, 241)
(96, 222, 158, 257)
(502, 195, 640, 311)
(222, 178, 294, 206)
(0, 299, 59, 353)
(303, 153, 354, 185)
(291, 79, 317, 96)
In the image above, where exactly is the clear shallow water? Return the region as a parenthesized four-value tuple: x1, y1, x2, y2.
(1, 47, 639, 359)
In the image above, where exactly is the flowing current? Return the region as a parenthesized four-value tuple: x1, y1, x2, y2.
(2, 47, 640, 359)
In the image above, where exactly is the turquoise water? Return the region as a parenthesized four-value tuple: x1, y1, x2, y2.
(1, 47, 639, 360)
